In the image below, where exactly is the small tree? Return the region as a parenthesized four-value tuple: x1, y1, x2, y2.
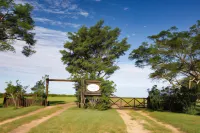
(0, 0, 36, 56)
(31, 75, 48, 101)
(5, 80, 27, 108)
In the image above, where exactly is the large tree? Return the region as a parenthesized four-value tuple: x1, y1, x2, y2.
(129, 20, 200, 88)
(0, 0, 36, 56)
(60, 20, 130, 109)
(60, 20, 130, 79)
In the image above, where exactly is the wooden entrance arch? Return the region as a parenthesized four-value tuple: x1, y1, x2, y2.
(45, 78, 101, 107)
(45, 78, 77, 105)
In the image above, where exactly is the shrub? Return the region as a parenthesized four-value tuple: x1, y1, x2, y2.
(148, 85, 199, 114)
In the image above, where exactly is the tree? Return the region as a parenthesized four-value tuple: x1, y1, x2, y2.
(129, 20, 200, 88)
(0, 0, 36, 56)
(31, 75, 48, 100)
(60, 20, 130, 109)
(5, 80, 27, 108)
(60, 20, 130, 79)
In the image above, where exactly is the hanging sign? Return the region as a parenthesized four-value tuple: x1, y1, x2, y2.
(87, 84, 100, 92)
(84, 80, 101, 96)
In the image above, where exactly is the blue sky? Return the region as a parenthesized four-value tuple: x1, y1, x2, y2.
(0, 0, 200, 97)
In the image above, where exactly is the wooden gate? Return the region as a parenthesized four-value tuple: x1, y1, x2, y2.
(109, 97, 147, 108)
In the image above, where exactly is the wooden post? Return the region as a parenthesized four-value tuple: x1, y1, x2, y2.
(46, 78, 49, 106)
(134, 98, 135, 108)
(120, 98, 122, 109)
(80, 79, 85, 108)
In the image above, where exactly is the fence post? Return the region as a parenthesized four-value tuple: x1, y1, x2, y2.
(120, 98, 122, 109)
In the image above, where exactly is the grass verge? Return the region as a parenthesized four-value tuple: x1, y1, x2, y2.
(29, 107, 126, 133)
(146, 110, 200, 133)
(0, 106, 63, 133)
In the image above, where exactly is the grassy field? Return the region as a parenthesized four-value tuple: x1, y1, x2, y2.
(47, 96, 76, 105)
(0, 106, 63, 133)
(29, 107, 127, 133)
(146, 110, 200, 133)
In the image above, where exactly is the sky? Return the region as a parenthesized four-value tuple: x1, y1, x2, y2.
(0, 0, 200, 97)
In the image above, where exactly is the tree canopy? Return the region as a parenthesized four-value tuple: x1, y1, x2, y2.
(60, 20, 130, 79)
(129, 20, 200, 88)
(0, 0, 36, 56)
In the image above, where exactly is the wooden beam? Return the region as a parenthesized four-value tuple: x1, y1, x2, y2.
(48, 79, 76, 82)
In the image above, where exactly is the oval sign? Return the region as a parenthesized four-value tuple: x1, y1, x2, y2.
(87, 84, 100, 92)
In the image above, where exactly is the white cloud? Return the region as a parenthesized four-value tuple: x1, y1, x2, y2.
(33, 26, 68, 47)
(78, 11, 89, 17)
(95, 0, 101, 2)
(0, 26, 74, 94)
(34, 17, 80, 28)
(124, 7, 129, 11)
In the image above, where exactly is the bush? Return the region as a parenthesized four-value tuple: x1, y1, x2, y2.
(148, 85, 199, 114)
(84, 96, 111, 111)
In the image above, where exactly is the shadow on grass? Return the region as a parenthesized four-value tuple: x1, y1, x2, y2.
(195, 105, 200, 115)
(49, 101, 66, 106)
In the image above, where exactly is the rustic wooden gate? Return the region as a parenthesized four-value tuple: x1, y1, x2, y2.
(109, 97, 147, 108)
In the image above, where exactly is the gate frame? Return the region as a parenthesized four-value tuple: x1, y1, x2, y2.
(45, 78, 101, 107)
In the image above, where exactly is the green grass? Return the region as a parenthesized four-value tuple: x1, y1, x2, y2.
(47, 96, 76, 105)
(29, 107, 127, 133)
(0, 106, 43, 121)
(130, 110, 172, 133)
(146, 110, 200, 133)
(0, 106, 63, 133)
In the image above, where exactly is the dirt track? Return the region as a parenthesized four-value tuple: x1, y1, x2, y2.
(8, 103, 75, 133)
(0, 106, 55, 126)
(117, 110, 150, 133)
(117, 109, 183, 133)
